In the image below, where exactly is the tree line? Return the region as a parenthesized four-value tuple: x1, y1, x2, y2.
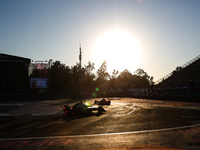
(30, 60, 154, 98)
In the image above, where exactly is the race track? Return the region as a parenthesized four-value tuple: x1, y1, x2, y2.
(1, 98, 200, 150)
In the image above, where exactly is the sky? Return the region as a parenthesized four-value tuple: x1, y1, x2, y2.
(0, 0, 200, 82)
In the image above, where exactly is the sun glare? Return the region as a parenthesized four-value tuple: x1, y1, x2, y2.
(92, 29, 141, 74)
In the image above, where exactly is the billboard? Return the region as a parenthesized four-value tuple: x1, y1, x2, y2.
(30, 78, 47, 88)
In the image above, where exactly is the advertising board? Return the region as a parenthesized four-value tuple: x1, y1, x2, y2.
(30, 78, 47, 88)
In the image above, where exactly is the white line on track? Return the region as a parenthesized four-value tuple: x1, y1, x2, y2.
(1, 123, 200, 141)
(126, 109, 135, 115)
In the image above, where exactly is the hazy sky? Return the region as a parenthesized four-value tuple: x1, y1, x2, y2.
(0, 0, 200, 81)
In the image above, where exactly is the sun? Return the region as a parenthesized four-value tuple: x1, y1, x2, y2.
(92, 29, 141, 74)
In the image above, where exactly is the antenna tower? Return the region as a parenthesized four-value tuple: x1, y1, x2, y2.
(79, 43, 82, 68)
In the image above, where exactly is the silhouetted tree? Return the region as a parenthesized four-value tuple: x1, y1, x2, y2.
(82, 61, 96, 94)
(118, 69, 133, 91)
(46, 59, 155, 97)
(134, 68, 153, 87)
(96, 61, 110, 95)
(71, 63, 82, 96)
(109, 69, 119, 90)
(49, 61, 69, 95)
(96, 60, 110, 82)
(85, 61, 95, 75)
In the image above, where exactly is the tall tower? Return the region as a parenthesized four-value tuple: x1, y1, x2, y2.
(79, 43, 82, 68)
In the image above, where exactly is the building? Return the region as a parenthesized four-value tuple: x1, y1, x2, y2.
(0, 53, 31, 97)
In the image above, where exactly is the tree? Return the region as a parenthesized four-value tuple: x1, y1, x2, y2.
(118, 69, 133, 90)
(109, 69, 119, 90)
(134, 68, 153, 87)
(46, 59, 155, 97)
(134, 69, 149, 78)
(82, 61, 96, 93)
(110, 69, 119, 79)
(96, 61, 110, 95)
(96, 60, 110, 81)
(85, 61, 95, 75)
(71, 63, 82, 95)
(49, 61, 69, 95)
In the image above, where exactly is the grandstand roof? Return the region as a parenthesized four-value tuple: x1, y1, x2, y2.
(0, 53, 30, 64)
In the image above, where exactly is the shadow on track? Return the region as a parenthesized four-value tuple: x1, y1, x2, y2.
(61, 111, 106, 122)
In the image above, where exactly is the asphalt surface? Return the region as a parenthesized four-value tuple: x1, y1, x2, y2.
(1, 98, 200, 149)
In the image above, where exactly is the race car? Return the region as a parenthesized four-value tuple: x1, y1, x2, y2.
(94, 98, 111, 105)
(63, 101, 106, 116)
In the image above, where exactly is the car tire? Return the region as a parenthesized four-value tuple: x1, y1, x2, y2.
(98, 106, 103, 114)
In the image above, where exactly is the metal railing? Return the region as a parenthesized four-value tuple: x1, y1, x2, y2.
(154, 54, 200, 85)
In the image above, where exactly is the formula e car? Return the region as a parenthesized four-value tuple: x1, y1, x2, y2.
(94, 98, 111, 105)
(63, 101, 106, 116)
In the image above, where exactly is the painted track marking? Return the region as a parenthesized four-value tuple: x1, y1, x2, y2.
(1, 123, 200, 141)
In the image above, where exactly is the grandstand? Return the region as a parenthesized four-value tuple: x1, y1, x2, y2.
(155, 55, 200, 88)
(144, 55, 200, 101)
